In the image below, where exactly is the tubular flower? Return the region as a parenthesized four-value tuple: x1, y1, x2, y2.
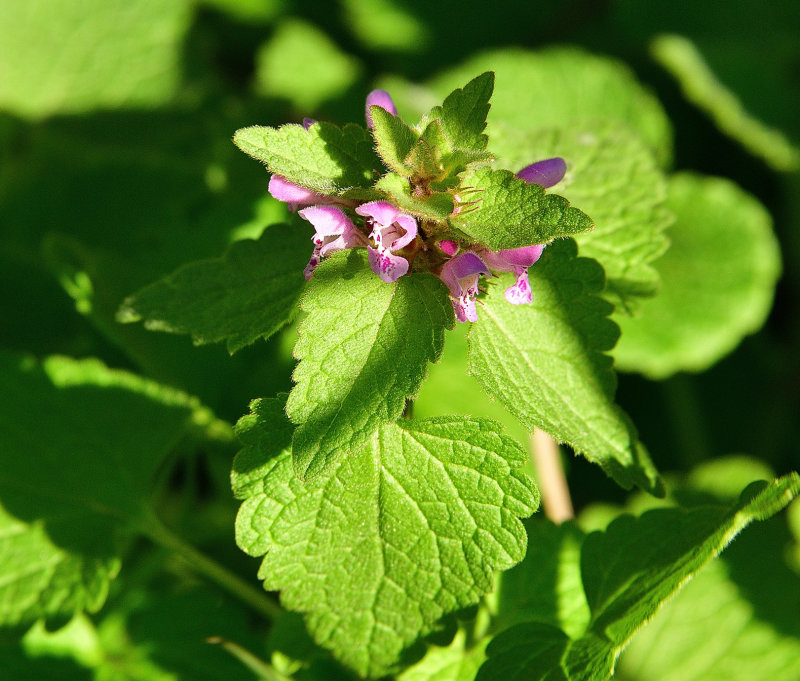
(477, 245, 545, 305)
(355, 201, 418, 283)
(297, 205, 367, 280)
(268, 175, 335, 213)
(516, 157, 567, 188)
(365, 89, 398, 128)
(440, 252, 491, 323)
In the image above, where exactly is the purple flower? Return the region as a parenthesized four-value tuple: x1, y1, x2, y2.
(355, 201, 418, 283)
(516, 157, 567, 188)
(440, 252, 491, 322)
(477, 245, 545, 305)
(297, 205, 367, 280)
(269, 175, 335, 213)
(365, 89, 398, 129)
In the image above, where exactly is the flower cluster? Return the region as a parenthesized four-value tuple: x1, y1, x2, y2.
(268, 90, 566, 322)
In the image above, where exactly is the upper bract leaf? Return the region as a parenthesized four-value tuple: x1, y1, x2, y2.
(117, 224, 309, 353)
(286, 250, 455, 479)
(0, 353, 198, 627)
(449, 167, 593, 250)
(233, 405, 539, 677)
(468, 239, 662, 494)
(370, 105, 420, 176)
(233, 121, 381, 195)
(427, 72, 494, 152)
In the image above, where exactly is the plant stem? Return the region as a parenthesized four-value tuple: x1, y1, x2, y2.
(139, 515, 282, 622)
(529, 428, 574, 523)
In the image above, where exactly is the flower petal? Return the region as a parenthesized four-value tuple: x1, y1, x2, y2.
(368, 247, 409, 283)
(365, 89, 398, 128)
(438, 240, 459, 256)
(516, 157, 567, 188)
(440, 252, 490, 297)
(504, 270, 533, 305)
(298, 205, 356, 237)
(498, 244, 545, 268)
(269, 175, 328, 207)
(356, 200, 401, 227)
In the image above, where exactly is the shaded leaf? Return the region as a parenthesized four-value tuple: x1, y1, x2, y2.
(117, 224, 309, 353)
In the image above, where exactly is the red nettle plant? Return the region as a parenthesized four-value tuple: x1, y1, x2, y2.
(3, 56, 797, 681)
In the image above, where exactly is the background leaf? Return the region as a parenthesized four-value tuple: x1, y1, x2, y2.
(254, 18, 362, 113)
(614, 173, 780, 378)
(233, 409, 538, 677)
(0, 354, 198, 626)
(0, 0, 190, 118)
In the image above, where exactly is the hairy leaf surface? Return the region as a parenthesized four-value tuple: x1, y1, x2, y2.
(233, 404, 538, 677)
(286, 250, 454, 479)
(449, 168, 593, 250)
(233, 122, 381, 195)
(117, 224, 309, 353)
(468, 239, 661, 494)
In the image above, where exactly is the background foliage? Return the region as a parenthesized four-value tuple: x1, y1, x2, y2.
(1, 0, 798, 679)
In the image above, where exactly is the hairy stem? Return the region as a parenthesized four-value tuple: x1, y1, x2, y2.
(140, 515, 282, 622)
(529, 428, 574, 523)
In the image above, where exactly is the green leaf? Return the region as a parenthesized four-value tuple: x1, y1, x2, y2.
(0, 0, 190, 119)
(468, 239, 662, 494)
(617, 507, 800, 681)
(370, 105, 420, 176)
(0, 353, 198, 626)
(233, 122, 382, 196)
(397, 630, 488, 681)
(490, 121, 672, 311)
(614, 174, 780, 378)
(286, 250, 455, 479)
(428, 72, 494, 151)
(477, 474, 800, 681)
(233, 404, 538, 677)
(427, 48, 673, 167)
(116, 224, 309, 354)
(494, 520, 590, 639)
(449, 167, 593, 250)
(375, 173, 456, 219)
(254, 19, 362, 112)
(651, 34, 800, 172)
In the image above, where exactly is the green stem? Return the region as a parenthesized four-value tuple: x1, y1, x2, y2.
(139, 515, 282, 622)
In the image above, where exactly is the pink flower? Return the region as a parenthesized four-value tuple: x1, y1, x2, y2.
(477, 245, 545, 305)
(355, 201, 418, 283)
(268, 175, 335, 213)
(297, 206, 367, 280)
(365, 89, 398, 129)
(440, 252, 491, 322)
(516, 157, 567, 188)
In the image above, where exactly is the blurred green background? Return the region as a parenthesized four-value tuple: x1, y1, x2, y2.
(1, 0, 798, 507)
